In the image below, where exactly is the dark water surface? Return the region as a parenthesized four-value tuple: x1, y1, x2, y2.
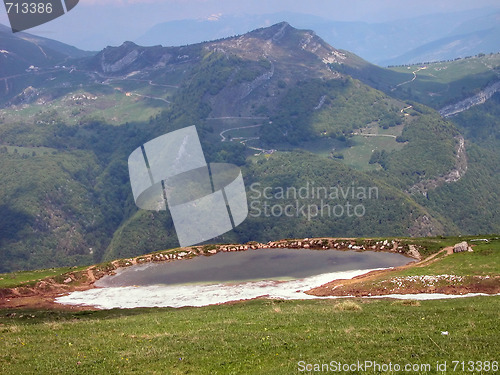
(96, 248, 412, 287)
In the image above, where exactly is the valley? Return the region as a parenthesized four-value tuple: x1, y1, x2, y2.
(0, 22, 499, 274)
(0, 14, 499, 374)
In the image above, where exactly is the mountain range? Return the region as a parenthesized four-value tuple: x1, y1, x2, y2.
(135, 10, 500, 66)
(0, 23, 91, 76)
(0, 22, 499, 272)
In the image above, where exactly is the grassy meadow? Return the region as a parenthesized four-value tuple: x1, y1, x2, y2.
(389, 53, 500, 108)
(1, 236, 499, 374)
(0, 297, 498, 374)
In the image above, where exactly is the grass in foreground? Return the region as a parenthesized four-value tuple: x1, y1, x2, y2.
(0, 297, 498, 374)
(400, 239, 500, 277)
(0, 267, 87, 289)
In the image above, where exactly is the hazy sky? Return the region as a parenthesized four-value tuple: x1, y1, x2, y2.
(1, 0, 499, 49)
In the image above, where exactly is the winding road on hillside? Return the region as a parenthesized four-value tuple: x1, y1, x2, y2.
(219, 124, 263, 142)
(216, 121, 276, 155)
(352, 132, 397, 139)
(392, 66, 427, 90)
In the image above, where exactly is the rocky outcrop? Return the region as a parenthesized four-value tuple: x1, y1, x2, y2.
(408, 135, 467, 196)
(453, 241, 473, 253)
(240, 61, 274, 99)
(101, 48, 140, 74)
(88, 41, 183, 76)
(439, 80, 500, 118)
(408, 214, 445, 237)
(195, 238, 421, 260)
(407, 245, 422, 260)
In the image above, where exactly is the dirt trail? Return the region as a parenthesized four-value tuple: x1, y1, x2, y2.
(393, 67, 427, 90)
(86, 268, 96, 283)
(219, 124, 263, 142)
(352, 132, 397, 138)
(126, 92, 171, 103)
(217, 122, 276, 155)
(417, 246, 453, 265)
(307, 246, 455, 296)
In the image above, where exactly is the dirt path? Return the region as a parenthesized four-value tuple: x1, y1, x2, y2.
(393, 66, 427, 89)
(306, 246, 455, 297)
(307, 245, 500, 297)
(352, 133, 397, 138)
(400, 105, 413, 113)
(86, 270, 95, 283)
(126, 92, 171, 104)
(219, 124, 263, 142)
(217, 122, 276, 155)
(417, 246, 452, 265)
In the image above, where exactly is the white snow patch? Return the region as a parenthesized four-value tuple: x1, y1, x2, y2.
(368, 293, 500, 300)
(56, 268, 385, 309)
(55, 268, 500, 309)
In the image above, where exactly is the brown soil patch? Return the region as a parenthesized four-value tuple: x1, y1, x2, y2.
(1, 243, 497, 311)
(0, 268, 100, 311)
(307, 247, 500, 297)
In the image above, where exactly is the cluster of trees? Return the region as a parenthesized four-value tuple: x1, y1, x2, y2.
(1, 43, 499, 272)
(386, 52, 496, 68)
(0, 49, 266, 271)
(369, 149, 388, 168)
(381, 110, 459, 189)
(452, 92, 500, 150)
(260, 77, 404, 146)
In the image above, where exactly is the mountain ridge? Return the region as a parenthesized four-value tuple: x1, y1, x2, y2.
(0, 22, 499, 272)
(134, 9, 500, 66)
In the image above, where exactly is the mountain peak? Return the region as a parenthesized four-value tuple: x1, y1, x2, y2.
(88, 22, 361, 80)
(203, 22, 351, 75)
(246, 21, 300, 43)
(122, 41, 138, 47)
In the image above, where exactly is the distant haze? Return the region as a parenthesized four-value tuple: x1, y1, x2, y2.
(0, 1, 498, 51)
(134, 10, 500, 65)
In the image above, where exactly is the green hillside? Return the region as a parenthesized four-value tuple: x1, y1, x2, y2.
(334, 52, 500, 110)
(1, 23, 499, 272)
(452, 92, 500, 150)
(388, 53, 500, 108)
